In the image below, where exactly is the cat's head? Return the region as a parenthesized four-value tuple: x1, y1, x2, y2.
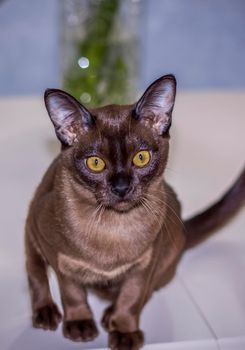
(44, 75, 176, 212)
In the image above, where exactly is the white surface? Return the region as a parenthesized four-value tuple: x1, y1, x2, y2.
(0, 92, 244, 349)
(218, 337, 245, 350)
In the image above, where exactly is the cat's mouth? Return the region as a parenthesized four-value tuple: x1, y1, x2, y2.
(95, 190, 141, 213)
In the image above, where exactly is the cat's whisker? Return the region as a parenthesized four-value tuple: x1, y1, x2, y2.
(140, 198, 157, 222)
(141, 197, 163, 223)
(85, 206, 97, 234)
(85, 203, 102, 237)
(146, 198, 177, 225)
(148, 196, 185, 231)
(94, 204, 105, 234)
(143, 195, 180, 250)
(145, 192, 186, 230)
(142, 195, 164, 214)
(163, 220, 179, 252)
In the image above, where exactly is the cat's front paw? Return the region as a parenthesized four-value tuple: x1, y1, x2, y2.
(63, 319, 98, 342)
(101, 304, 114, 331)
(109, 330, 144, 350)
(32, 302, 62, 330)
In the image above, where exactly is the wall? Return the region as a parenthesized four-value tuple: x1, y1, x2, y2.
(141, 0, 245, 88)
(0, 0, 59, 95)
(0, 0, 245, 95)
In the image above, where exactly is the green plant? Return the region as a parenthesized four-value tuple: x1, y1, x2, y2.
(63, 0, 130, 107)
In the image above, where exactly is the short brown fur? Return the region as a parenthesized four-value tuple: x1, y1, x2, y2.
(25, 75, 245, 349)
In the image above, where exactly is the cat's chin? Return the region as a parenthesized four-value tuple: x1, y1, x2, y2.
(111, 200, 138, 213)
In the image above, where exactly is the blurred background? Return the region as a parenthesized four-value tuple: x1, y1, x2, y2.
(1, 0, 245, 102)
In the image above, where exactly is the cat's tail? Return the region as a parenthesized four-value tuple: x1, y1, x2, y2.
(184, 167, 245, 249)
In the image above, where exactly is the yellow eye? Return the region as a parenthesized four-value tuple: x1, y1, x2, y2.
(86, 156, 105, 172)
(133, 150, 151, 168)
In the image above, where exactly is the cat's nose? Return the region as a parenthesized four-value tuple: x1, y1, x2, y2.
(111, 175, 130, 198)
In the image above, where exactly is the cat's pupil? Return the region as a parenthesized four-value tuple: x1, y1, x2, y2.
(94, 159, 98, 166)
(139, 153, 143, 161)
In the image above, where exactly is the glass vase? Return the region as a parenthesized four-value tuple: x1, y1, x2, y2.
(61, 0, 141, 107)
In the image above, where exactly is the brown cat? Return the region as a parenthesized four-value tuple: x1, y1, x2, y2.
(25, 75, 245, 350)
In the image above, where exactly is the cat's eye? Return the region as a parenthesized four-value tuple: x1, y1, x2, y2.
(133, 150, 151, 168)
(86, 156, 105, 172)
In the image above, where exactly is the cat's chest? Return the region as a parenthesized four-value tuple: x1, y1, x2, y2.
(56, 197, 163, 284)
(57, 245, 153, 285)
(66, 203, 160, 262)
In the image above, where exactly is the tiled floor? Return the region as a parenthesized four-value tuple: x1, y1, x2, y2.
(0, 92, 244, 349)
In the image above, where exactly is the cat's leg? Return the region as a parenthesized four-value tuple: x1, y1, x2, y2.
(101, 272, 150, 350)
(25, 233, 62, 330)
(58, 275, 98, 342)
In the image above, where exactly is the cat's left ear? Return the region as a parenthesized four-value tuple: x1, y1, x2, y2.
(134, 74, 176, 135)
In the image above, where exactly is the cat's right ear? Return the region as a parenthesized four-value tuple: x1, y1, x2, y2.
(133, 74, 176, 135)
(44, 89, 94, 146)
